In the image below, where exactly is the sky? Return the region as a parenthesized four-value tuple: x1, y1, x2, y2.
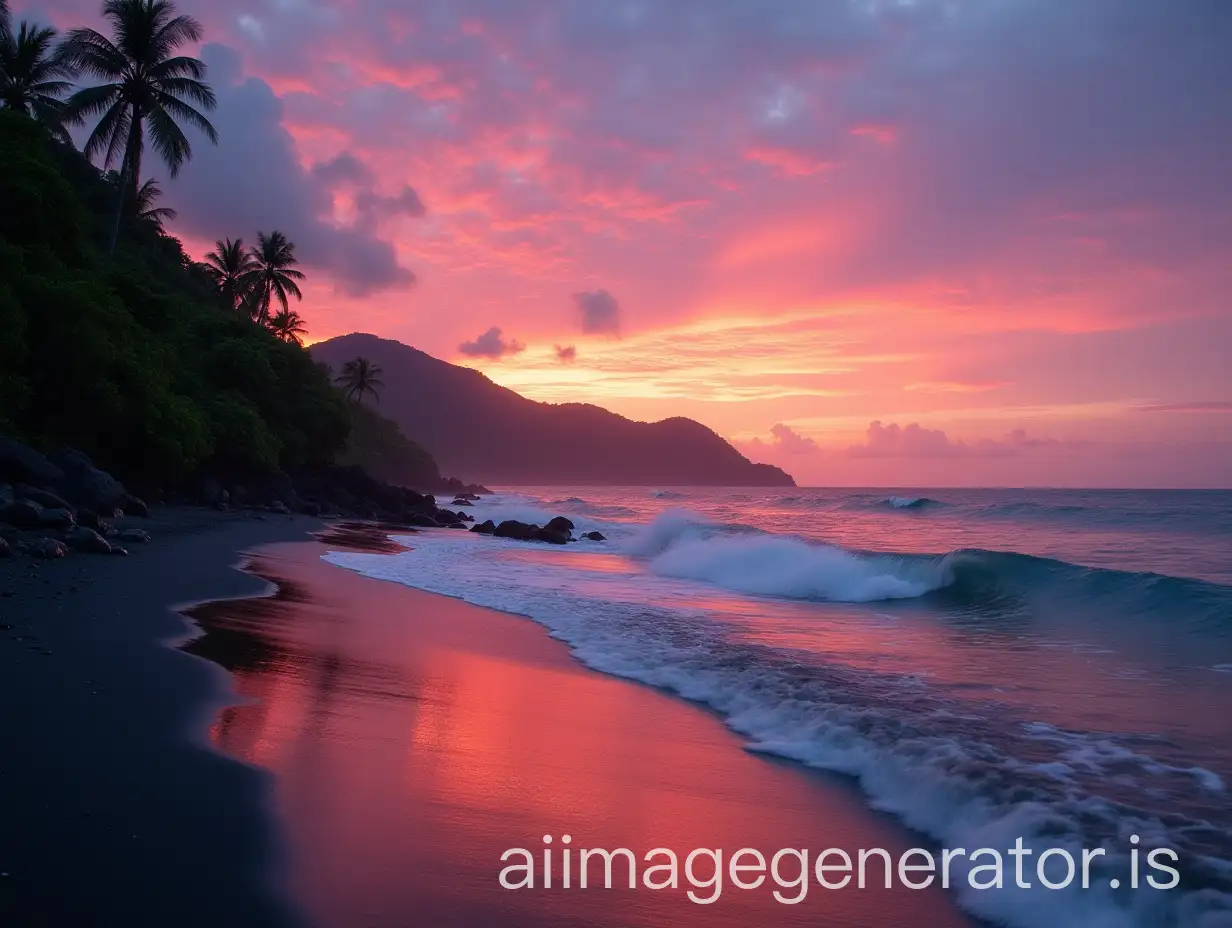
(18, 0, 1232, 487)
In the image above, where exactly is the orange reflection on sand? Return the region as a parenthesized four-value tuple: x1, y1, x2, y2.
(183, 539, 975, 928)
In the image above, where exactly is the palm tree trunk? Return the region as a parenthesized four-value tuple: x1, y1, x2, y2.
(107, 105, 144, 255)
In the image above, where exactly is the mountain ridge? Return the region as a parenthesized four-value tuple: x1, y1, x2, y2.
(311, 333, 794, 487)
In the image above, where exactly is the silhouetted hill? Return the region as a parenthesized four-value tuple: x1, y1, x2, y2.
(312, 334, 795, 487)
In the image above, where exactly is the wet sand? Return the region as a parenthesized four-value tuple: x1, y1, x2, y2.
(185, 527, 976, 928)
(0, 507, 319, 928)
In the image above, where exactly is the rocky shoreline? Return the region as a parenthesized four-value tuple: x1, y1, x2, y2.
(2, 435, 602, 562)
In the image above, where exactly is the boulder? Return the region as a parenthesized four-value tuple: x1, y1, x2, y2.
(38, 508, 75, 529)
(49, 448, 128, 512)
(0, 535, 11, 557)
(545, 516, 575, 534)
(494, 520, 538, 541)
(451, 498, 474, 507)
(26, 537, 67, 559)
(0, 483, 13, 509)
(267, 501, 291, 515)
(123, 494, 149, 518)
(470, 520, 496, 535)
(76, 509, 106, 532)
(404, 513, 442, 528)
(109, 546, 129, 556)
(582, 531, 606, 541)
(118, 528, 151, 544)
(0, 436, 64, 487)
(18, 485, 73, 511)
(66, 526, 112, 554)
(534, 527, 570, 545)
(1, 499, 43, 529)
(200, 477, 230, 508)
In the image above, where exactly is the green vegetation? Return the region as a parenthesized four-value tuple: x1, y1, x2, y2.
(63, 0, 218, 251)
(338, 401, 441, 489)
(0, 109, 350, 487)
(0, 0, 442, 495)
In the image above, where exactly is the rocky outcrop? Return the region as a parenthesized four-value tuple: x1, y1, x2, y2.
(66, 526, 112, 554)
(0, 437, 64, 486)
(25, 537, 67, 559)
(1, 499, 42, 529)
(494, 520, 537, 541)
(470, 520, 496, 534)
(49, 448, 130, 513)
(582, 531, 606, 541)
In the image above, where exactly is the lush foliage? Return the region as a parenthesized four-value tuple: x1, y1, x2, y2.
(0, 111, 350, 486)
(63, 0, 217, 205)
(338, 401, 441, 489)
(0, 20, 76, 142)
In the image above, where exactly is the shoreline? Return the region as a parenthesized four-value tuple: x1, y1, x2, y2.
(0, 507, 320, 928)
(181, 525, 976, 927)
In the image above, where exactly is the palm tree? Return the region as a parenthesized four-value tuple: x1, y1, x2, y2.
(63, 0, 218, 252)
(267, 308, 308, 346)
(0, 22, 77, 142)
(337, 358, 384, 405)
(203, 237, 257, 313)
(249, 231, 305, 324)
(133, 177, 177, 228)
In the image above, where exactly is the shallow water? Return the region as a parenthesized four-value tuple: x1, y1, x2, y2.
(326, 487, 1232, 928)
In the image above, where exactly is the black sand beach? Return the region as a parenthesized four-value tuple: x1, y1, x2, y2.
(2, 514, 976, 928)
(0, 508, 318, 928)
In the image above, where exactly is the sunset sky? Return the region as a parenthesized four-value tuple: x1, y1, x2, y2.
(22, 0, 1232, 487)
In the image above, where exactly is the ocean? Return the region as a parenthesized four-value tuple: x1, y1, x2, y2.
(324, 487, 1232, 928)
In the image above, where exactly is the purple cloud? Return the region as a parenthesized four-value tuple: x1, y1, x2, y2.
(458, 326, 526, 359)
(573, 289, 621, 335)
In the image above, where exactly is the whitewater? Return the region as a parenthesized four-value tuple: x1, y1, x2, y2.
(324, 486, 1232, 928)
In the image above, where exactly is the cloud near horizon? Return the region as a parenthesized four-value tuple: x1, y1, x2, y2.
(458, 326, 526, 360)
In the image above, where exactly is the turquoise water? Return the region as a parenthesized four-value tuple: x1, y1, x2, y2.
(326, 487, 1232, 928)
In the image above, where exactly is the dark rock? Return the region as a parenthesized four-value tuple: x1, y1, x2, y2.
(298, 501, 322, 516)
(38, 508, 75, 529)
(0, 436, 64, 487)
(200, 477, 230, 508)
(534, 527, 570, 545)
(545, 516, 575, 533)
(0, 536, 11, 558)
(18, 485, 73, 511)
(26, 537, 67, 559)
(0, 482, 12, 509)
(267, 501, 290, 515)
(118, 528, 151, 544)
(76, 509, 106, 532)
(582, 531, 606, 541)
(1, 499, 43, 529)
(451, 498, 474, 507)
(494, 520, 538, 541)
(123, 494, 149, 518)
(66, 526, 111, 554)
(49, 448, 129, 512)
(109, 546, 129, 556)
(404, 513, 442, 528)
(470, 520, 496, 535)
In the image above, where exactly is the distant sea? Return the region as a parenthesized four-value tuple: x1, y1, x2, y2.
(326, 487, 1232, 928)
